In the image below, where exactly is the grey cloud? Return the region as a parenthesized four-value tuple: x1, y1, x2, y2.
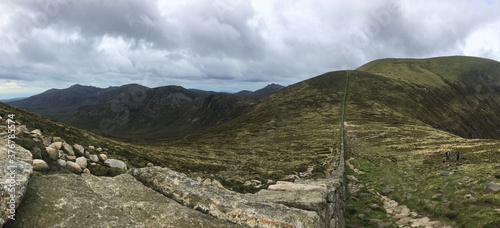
(18, 40, 58, 63)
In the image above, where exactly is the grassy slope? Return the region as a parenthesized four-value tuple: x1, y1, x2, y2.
(139, 71, 350, 192)
(0, 102, 153, 168)
(345, 57, 500, 227)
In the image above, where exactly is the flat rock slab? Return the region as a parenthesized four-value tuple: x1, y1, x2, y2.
(11, 174, 241, 228)
(10, 174, 139, 227)
(82, 174, 241, 228)
(0, 139, 33, 226)
(130, 167, 322, 228)
(255, 189, 327, 212)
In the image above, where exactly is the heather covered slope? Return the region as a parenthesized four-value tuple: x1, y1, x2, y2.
(356, 56, 500, 139)
(143, 71, 350, 191)
(343, 56, 500, 227)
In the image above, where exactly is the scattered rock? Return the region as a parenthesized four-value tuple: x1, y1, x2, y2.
(88, 145, 95, 150)
(65, 161, 82, 174)
(73, 144, 85, 156)
(464, 194, 473, 199)
(463, 176, 470, 182)
(347, 175, 359, 182)
(82, 168, 91, 175)
(42, 136, 52, 146)
(50, 141, 63, 150)
(99, 153, 108, 161)
(65, 155, 76, 161)
(282, 174, 300, 182)
(104, 159, 127, 171)
(15, 125, 28, 135)
(52, 137, 62, 142)
(45, 147, 59, 160)
(89, 154, 99, 162)
(30, 147, 42, 159)
(382, 187, 394, 194)
(431, 194, 442, 200)
(252, 179, 262, 185)
(485, 182, 500, 193)
(57, 159, 67, 167)
(96, 147, 102, 152)
(440, 171, 453, 176)
(32, 159, 49, 171)
(30, 129, 42, 136)
(244, 179, 262, 187)
(75, 157, 87, 169)
(58, 150, 65, 159)
(62, 143, 74, 156)
(146, 162, 153, 167)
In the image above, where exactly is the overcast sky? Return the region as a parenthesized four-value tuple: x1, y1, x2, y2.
(0, 0, 499, 99)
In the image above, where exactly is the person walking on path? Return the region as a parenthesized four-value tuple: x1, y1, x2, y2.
(455, 151, 460, 161)
(445, 151, 450, 160)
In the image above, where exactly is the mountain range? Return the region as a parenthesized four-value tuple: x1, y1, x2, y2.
(8, 83, 284, 139)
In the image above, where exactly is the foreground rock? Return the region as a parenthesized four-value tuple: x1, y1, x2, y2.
(130, 166, 322, 227)
(11, 173, 240, 228)
(83, 174, 240, 228)
(0, 140, 33, 226)
(256, 179, 344, 226)
(32, 159, 49, 171)
(10, 174, 138, 227)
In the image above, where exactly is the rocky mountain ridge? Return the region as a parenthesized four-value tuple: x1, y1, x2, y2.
(8, 84, 283, 140)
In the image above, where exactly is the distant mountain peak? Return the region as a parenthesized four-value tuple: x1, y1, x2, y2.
(235, 83, 285, 98)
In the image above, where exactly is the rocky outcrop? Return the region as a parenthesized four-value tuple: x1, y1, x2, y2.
(130, 166, 322, 227)
(11, 173, 241, 227)
(0, 135, 33, 225)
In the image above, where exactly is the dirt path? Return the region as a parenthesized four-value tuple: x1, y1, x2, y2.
(347, 157, 453, 228)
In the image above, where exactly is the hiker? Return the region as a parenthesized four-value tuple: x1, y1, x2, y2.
(445, 151, 450, 160)
(455, 151, 460, 161)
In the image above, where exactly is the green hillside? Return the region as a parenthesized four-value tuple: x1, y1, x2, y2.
(346, 56, 500, 227)
(357, 56, 500, 139)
